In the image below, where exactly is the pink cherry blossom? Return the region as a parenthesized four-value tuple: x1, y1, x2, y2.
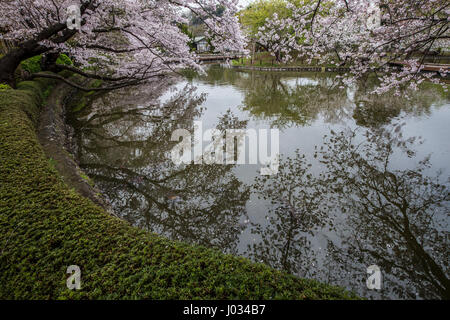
(0, 0, 247, 88)
(256, 0, 449, 93)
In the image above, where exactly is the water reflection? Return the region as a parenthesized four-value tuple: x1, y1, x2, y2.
(248, 126, 449, 299)
(240, 73, 352, 128)
(247, 150, 331, 278)
(73, 82, 250, 253)
(72, 66, 449, 299)
(353, 84, 446, 128)
(192, 66, 446, 128)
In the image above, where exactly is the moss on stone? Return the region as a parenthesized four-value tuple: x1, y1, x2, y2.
(20, 55, 43, 74)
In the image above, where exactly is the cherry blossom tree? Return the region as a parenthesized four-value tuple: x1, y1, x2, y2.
(256, 0, 449, 93)
(0, 0, 246, 89)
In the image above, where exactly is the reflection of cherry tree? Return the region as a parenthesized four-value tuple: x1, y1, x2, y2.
(238, 71, 447, 130)
(353, 83, 447, 128)
(247, 151, 332, 277)
(185, 65, 245, 86)
(240, 72, 350, 128)
(247, 125, 449, 299)
(196, 66, 448, 130)
(73, 85, 250, 254)
(198, 66, 354, 128)
(73, 78, 203, 164)
(317, 127, 449, 299)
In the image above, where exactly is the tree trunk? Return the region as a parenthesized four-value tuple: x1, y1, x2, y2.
(251, 40, 256, 65)
(0, 50, 26, 87)
(0, 40, 52, 87)
(41, 52, 60, 73)
(275, 50, 281, 63)
(0, 20, 75, 86)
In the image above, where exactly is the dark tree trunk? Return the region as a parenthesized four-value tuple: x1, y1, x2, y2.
(0, 20, 78, 86)
(41, 52, 60, 73)
(275, 50, 281, 63)
(0, 50, 27, 87)
(0, 2, 96, 86)
(0, 44, 49, 87)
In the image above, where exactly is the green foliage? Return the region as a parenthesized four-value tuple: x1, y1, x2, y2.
(0, 84, 12, 90)
(178, 23, 196, 51)
(48, 158, 58, 171)
(20, 55, 42, 74)
(0, 81, 358, 300)
(239, 0, 301, 38)
(43, 85, 54, 100)
(56, 54, 74, 66)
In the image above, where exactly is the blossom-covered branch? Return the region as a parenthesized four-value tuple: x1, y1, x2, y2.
(256, 0, 449, 93)
(0, 0, 246, 88)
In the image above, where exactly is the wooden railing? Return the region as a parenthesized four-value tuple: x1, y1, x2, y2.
(198, 53, 246, 62)
(390, 60, 450, 73)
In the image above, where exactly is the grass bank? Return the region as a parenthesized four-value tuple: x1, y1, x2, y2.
(0, 79, 358, 299)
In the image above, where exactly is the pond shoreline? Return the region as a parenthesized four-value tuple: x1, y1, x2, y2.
(230, 64, 450, 80)
(0, 77, 357, 299)
(37, 82, 115, 215)
(231, 65, 351, 73)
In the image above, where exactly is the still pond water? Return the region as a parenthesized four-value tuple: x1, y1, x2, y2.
(72, 65, 450, 299)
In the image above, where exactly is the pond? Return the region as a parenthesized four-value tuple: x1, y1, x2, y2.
(71, 65, 450, 300)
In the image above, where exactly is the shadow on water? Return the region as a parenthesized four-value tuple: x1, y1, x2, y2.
(71, 65, 449, 299)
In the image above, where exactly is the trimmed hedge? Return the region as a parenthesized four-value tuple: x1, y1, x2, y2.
(0, 79, 358, 300)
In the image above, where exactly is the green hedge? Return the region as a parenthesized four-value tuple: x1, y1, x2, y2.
(0, 80, 358, 300)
